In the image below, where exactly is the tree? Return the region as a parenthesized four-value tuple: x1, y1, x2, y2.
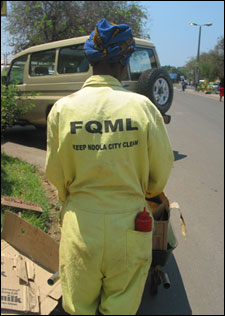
(210, 36, 224, 80)
(184, 36, 224, 82)
(4, 1, 149, 54)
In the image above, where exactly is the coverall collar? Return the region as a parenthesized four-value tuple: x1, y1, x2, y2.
(82, 75, 122, 89)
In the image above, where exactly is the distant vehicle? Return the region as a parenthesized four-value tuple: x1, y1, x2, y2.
(169, 73, 178, 82)
(209, 82, 220, 92)
(212, 83, 220, 91)
(180, 75, 185, 81)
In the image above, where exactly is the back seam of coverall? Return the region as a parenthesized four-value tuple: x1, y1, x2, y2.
(101, 214, 106, 277)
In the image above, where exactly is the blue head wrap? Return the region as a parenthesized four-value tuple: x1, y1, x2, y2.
(84, 18, 136, 66)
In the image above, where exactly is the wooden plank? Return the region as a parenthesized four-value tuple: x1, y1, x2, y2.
(2, 211, 59, 273)
(1, 196, 43, 213)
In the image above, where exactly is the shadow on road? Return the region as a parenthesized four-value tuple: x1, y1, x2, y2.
(137, 254, 192, 315)
(1, 127, 188, 165)
(1, 125, 47, 150)
(173, 150, 187, 162)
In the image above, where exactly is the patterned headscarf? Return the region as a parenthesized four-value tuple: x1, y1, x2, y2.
(84, 18, 136, 66)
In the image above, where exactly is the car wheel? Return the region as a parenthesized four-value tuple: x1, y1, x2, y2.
(137, 68, 173, 114)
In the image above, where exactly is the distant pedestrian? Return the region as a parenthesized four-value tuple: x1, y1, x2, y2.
(181, 80, 186, 91)
(193, 81, 198, 90)
(219, 78, 224, 102)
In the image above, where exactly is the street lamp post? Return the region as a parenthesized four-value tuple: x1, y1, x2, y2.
(189, 22, 213, 88)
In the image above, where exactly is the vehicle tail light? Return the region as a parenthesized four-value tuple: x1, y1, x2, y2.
(163, 114, 171, 124)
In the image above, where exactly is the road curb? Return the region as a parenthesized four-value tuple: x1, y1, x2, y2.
(174, 87, 224, 102)
(174, 87, 223, 101)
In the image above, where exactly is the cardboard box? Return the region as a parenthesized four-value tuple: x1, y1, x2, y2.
(147, 192, 170, 251)
(1, 211, 62, 315)
(152, 218, 169, 250)
(1, 254, 40, 313)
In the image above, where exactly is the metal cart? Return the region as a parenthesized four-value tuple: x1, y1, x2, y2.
(149, 222, 178, 295)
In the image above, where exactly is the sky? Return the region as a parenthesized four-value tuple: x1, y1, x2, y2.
(1, 1, 224, 67)
(142, 1, 224, 67)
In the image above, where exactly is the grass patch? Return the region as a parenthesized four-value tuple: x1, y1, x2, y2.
(1, 152, 50, 232)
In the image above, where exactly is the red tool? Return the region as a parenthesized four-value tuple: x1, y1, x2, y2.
(135, 207, 152, 232)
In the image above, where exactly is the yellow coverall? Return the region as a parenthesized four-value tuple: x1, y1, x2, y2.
(45, 75, 174, 315)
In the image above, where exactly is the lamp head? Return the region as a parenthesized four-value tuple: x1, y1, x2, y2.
(189, 22, 198, 26)
(189, 22, 213, 27)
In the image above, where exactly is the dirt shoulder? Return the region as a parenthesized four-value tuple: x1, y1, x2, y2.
(1, 126, 61, 241)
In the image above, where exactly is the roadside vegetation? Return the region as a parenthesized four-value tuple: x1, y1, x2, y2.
(1, 77, 35, 134)
(164, 36, 224, 84)
(185, 36, 224, 83)
(3, 1, 149, 54)
(1, 152, 50, 232)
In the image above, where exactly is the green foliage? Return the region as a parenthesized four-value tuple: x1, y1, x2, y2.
(184, 36, 224, 82)
(164, 37, 224, 83)
(1, 81, 35, 134)
(195, 80, 219, 93)
(1, 153, 50, 232)
(4, 1, 149, 54)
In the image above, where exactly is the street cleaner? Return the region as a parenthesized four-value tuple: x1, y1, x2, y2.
(45, 18, 174, 315)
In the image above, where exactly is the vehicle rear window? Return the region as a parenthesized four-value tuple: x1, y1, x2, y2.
(129, 48, 157, 80)
(29, 49, 56, 76)
(8, 55, 27, 84)
(58, 45, 89, 74)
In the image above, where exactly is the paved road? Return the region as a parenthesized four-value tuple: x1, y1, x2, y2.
(1, 90, 224, 315)
(139, 89, 224, 315)
(1, 126, 47, 170)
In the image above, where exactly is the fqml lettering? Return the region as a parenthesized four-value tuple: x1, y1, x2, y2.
(70, 118, 138, 134)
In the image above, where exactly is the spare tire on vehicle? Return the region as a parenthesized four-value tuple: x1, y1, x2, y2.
(137, 68, 173, 114)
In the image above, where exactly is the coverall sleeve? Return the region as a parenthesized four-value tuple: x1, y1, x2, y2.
(145, 110, 174, 199)
(45, 104, 68, 202)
